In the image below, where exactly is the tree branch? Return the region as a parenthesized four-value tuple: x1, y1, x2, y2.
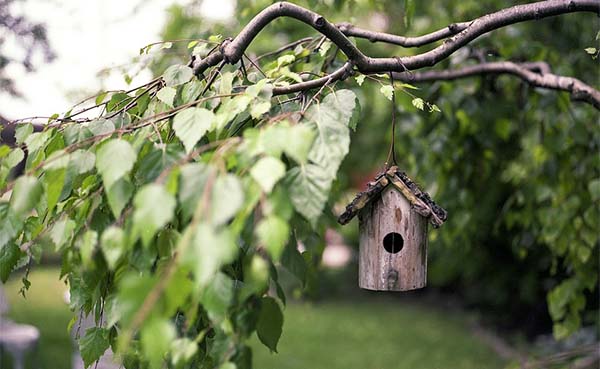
(360, 0, 599, 72)
(192, 0, 599, 77)
(336, 21, 470, 47)
(393, 61, 600, 109)
(272, 62, 353, 96)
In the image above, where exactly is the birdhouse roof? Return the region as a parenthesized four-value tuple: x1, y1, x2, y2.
(338, 166, 448, 228)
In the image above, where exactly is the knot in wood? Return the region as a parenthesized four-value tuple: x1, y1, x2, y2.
(386, 269, 399, 289)
(314, 16, 326, 28)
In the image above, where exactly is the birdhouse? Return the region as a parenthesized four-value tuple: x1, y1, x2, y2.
(338, 166, 447, 291)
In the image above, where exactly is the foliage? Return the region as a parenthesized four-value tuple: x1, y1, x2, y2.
(0, 35, 360, 367)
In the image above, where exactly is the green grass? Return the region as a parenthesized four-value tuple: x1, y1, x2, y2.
(250, 298, 505, 369)
(2, 268, 504, 369)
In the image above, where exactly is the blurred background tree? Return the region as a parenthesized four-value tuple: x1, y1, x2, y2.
(0, 0, 54, 98)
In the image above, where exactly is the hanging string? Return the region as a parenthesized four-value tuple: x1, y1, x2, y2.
(384, 71, 398, 170)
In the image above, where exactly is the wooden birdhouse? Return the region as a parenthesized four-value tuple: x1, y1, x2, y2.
(338, 166, 447, 291)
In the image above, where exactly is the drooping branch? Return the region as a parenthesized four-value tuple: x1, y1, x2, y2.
(393, 61, 600, 109)
(192, 0, 599, 78)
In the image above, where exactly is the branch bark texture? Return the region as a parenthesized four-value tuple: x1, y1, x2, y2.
(394, 62, 600, 108)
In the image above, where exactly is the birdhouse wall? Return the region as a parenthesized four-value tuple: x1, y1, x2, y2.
(358, 187, 428, 291)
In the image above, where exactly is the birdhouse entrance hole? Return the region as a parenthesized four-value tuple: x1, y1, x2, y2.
(383, 232, 403, 254)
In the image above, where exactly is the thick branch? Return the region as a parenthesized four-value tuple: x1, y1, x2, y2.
(336, 21, 470, 47)
(192, 0, 599, 77)
(361, 0, 599, 72)
(393, 61, 600, 109)
(192, 2, 368, 76)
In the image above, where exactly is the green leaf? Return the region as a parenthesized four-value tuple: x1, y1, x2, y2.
(428, 103, 441, 113)
(584, 47, 597, 55)
(201, 272, 234, 323)
(318, 40, 332, 57)
(399, 82, 419, 90)
(256, 297, 283, 353)
(276, 54, 295, 68)
(24, 130, 52, 154)
(95, 91, 108, 105)
(50, 218, 76, 251)
(100, 226, 125, 270)
(133, 184, 176, 246)
(106, 178, 134, 218)
(96, 139, 136, 188)
(63, 124, 92, 145)
(44, 168, 66, 213)
(10, 176, 43, 216)
(211, 174, 244, 226)
(141, 318, 176, 369)
(87, 118, 115, 136)
(15, 124, 33, 145)
(250, 156, 286, 193)
(78, 230, 98, 268)
(305, 89, 357, 176)
(412, 97, 425, 110)
(79, 327, 110, 368)
(181, 78, 203, 104)
(379, 85, 394, 100)
(214, 95, 252, 132)
(0, 243, 24, 283)
(588, 178, 600, 201)
(156, 86, 177, 107)
(187, 40, 199, 49)
(178, 163, 215, 220)
(163, 64, 194, 87)
(250, 101, 271, 119)
(189, 223, 238, 286)
(0, 145, 9, 159)
(172, 107, 215, 153)
(355, 74, 365, 86)
(43, 150, 70, 170)
(281, 244, 306, 284)
(114, 274, 156, 327)
(286, 165, 331, 225)
(170, 338, 198, 366)
(256, 216, 289, 260)
(0, 204, 22, 249)
(242, 255, 269, 299)
(69, 150, 96, 174)
(2, 148, 24, 169)
(219, 72, 235, 95)
(283, 125, 316, 164)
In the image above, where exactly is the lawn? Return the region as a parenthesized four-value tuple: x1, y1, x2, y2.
(1, 268, 504, 369)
